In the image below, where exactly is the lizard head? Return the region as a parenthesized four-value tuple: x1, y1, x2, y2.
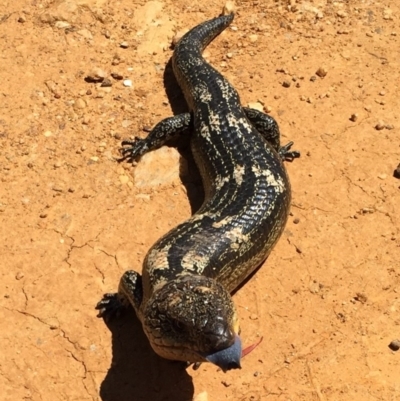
(143, 274, 241, 371)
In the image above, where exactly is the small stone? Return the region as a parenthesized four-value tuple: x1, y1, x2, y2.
(44, 130, 53, 137)
(389, 340, 400, 351)
(250, 314, 258, 320)
(350, 113, 358, 122)
(226, 52, 233, 59)
(120, 41, 129, 49)
(193, 391, 208, 401)
(316, 67, 328, 78)
(221, 381, 231, 387)
(68, 187, 75, 193)
(90, 156, 99, 162)
(222, 1, 236, 15)
(364, 105, 372, 112)
(15, 272, 24, 280)
(393, 164, 400, 179)
(54, 161, 62, 168)
(77, 29, 93, 40)
(247, 102, 264, 112)
(74, 98, 86, 110)
(100, 78, 112, 87)
(379, 90, 386, 96)
(336, 10, 347, 18)
(111, 72, 123, 80)
(383, 9, 393, 20)
(282, 80, 291, 88)
(263, 105, 272, 113)
(386, 124, 394, 130)
(123, 79, 133, 87)
(54, 21, 70, 29)
(310, 75, 317, 82)
(248, 34, 258, 43)
(375, 121, 385, 130)
(40, 213, 48, 218)
(18, 15, 26, 23)
(86, 68, 106, 83)
(172, 30, 187, 46)
(293, 217, 300, 224)
(119, 175, 130, 184)
(377, 174, 387, 180)
(122, 120, 133, 128)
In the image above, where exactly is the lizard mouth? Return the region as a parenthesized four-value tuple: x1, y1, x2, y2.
(202, 334, 242, 372)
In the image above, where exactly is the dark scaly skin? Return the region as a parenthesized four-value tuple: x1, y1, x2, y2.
(96, 13, 299, 372)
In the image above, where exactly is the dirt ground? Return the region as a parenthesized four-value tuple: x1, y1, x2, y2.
(1, 0, 399, 400)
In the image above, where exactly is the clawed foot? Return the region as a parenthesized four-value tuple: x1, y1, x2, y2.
(95, 293, 126, 321)
(119, 137, 149, 163)
(278, 141, 301, 162)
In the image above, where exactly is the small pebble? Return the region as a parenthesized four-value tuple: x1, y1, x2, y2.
(100, 78, 112, 87)
(389, 340, 400, 351)
(123, 79, 133, 87)
(120, 41, 129, 49)
(379, 90, 386, 96)
(293, 217, 300, 224)
(375, 121, 385, 131)
(172, 30, 187, 46)
(40, 213, 48, 218)
(15, 272, 24, 280)
(336, 10, 347, 18)
(316, 67, 328, 78)
(122, 120, 133, 128)
(249, 313, 258, 320)
(193, 391, 208, 401)
(55, 21, 71, 29)
(377, 174, 387, 180)
(248, 34, 258, 43)
(226, 52, 233, 59)
(86, 68, 106, 83)
(18, 15, 26, 23)
(393, 164, 400, 179)
(222, 1, 236, 15)
(386, 124, 394, 130)
(44, 130, 53, 137)
(74, 98, 86, 110)
(111, 72, 123, 80)
(350, 113, 358, 122)
(264, 105, 272, 113)
(247, 102, 263, 112)
(282, 80, 291, 88)
(310, 75, 317, 82)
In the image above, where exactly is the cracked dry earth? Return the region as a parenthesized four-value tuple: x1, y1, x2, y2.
(1, 0, 399, 400)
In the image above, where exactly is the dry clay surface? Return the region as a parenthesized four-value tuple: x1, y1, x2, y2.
(1, 0, 399, 400)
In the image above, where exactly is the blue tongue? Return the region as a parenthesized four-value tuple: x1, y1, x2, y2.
(204, 335, 242, 372)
